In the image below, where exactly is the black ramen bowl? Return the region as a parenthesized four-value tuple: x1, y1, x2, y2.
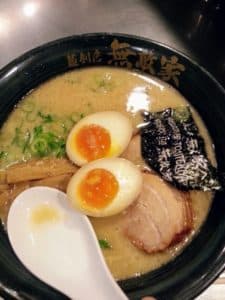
(0, 33, 225, 300)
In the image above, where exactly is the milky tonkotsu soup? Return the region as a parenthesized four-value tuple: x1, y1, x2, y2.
(0, 67, 215, 280)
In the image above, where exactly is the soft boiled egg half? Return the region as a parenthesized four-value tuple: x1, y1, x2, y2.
(67, 158, 143, 217)
(66, 111, 133, 166)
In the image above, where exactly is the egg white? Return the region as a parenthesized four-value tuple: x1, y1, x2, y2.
(66, 111, 133, 166)
(67, 158, 143, 217)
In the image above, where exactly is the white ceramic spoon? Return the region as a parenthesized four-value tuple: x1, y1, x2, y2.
(7, 187, 128, 300)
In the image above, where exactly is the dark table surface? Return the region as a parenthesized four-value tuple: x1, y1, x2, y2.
(0, 0, 225, 87)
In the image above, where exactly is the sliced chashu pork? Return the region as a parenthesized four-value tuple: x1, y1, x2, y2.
(121, 134, 151, 172)
(122, 172, 193, 253)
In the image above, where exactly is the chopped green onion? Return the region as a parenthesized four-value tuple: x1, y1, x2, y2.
(7, 111, 72, 160)
(29, 125, 66, 158)
(30, 138, 48, 157)
(91, 75, 115, 93)
(0, 151, 8, 159)
(173, 107, 191, 123)
(33, 125, 43, 135)
(12, 126, 32, 151)
(98, 239, 111, 249)
(22, 130, 31, 153)
(71, 112, 84, 123)
(38, 111, 54, 123)
(12, 128, 22, 146)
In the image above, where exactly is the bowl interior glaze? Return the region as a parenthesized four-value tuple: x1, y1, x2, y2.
(0, 33, 225, 300)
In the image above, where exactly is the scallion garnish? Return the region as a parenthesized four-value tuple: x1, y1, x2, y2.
(98, 239, 112, 249)
(38, 111, 54, 123)
(0, 151, 8, 159)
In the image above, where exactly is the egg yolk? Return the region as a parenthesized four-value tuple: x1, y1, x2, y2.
(75, 124, 111, 161)
(78, 168, 119, 209)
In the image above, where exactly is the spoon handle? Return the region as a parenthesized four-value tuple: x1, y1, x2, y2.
(72, 281, 127, 300)
(68, 229, 128, 300)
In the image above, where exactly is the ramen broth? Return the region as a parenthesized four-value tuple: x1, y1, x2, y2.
(0, 67, 214, 280)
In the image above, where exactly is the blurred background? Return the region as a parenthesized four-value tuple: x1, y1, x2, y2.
(0, 0, 225, 87)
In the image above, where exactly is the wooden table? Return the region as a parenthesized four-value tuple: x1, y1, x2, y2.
(0, 1, 225, 299)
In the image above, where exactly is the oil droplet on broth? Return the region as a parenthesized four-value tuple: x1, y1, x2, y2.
(30, 204, 61, 226)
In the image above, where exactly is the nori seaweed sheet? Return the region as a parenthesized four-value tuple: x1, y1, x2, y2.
(140, 107, 221, 191)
